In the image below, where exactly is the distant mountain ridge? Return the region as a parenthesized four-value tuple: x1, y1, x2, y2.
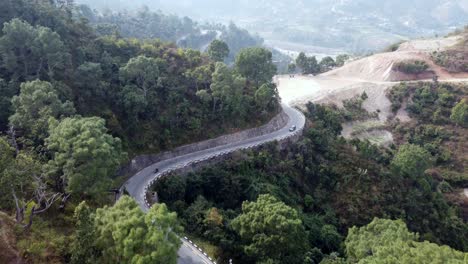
(76, 0, 468, 53)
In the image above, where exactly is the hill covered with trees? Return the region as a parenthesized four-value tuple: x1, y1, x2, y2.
(0, 0, 279, 262)
(75, 4, 264, 63)
(0, 1, 466, 264)
(154, 82, 468, 263)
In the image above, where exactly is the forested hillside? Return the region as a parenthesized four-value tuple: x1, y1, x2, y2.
(0, 0, 279, 155)
(0, 1, 278, 262)
(75, 4, 264, 62)
(77, 0, 468, 53)
(154, 83, 468, 263)
(0, 1, 467, 264)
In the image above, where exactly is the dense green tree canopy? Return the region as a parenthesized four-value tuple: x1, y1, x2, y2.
(0, 18, 70, 82)
(391, 144, 432, 178)
(94, 196, 182, 264)
(210, 62, 246, 117)
(335, 54, 350, 67)
(45, 117, 125, 197)
(9, 80, 75, 144)
(71, 201, 97, 264)
(345, 218, 467, 263)
(451, 99, 468, 127)
(255, 83, 278, 112)
(231, 194, 307, 263)
(235, 47, 277, 86)
(296, 52, 320, 74)
(319, 56, 336, 72)
(207, 39, 230, 62)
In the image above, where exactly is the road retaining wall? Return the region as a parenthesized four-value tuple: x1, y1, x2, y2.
(143, 127, 304, 208)
(118, 109, 289, 177)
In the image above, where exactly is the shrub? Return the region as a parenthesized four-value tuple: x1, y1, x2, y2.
(394, 60, 429, 74)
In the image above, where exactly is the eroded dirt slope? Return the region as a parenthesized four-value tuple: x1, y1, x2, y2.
(322, 35, 468, 82)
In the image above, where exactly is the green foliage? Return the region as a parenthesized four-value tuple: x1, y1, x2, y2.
(0, 18, 70, 82)
(451, 99, 468, 127)
(255, 83, 279, 112)
(394, 60, 429, 74)
(155, 99, 467, 261)
(341, 92, 377, 121)
(345, 218, 467, 263)
(387, 83, 410, 113)
(231, 194, 307, 263)
(79, 7, 262, 62)
(0, 148, 39, 212)
(118, 55, 163, 121)
(389, 82, 467, 186)
(0, 79, 16, 131)
(71, 201, 97, 264)
(0, 1, 279, 156)
(45, 117, 126, 197)
(319, 56, 336, 72)
(220, 22, 264, 61)
(391, 144, 432, 178)
(211, 62, 246, 119)
(235, 47, 277, 86)
(207, 40, 230, 62)
(383, 41, 404, 52)
(94, 196, 182, 264)
(431, 33, 468, 73)
(9, 80, 75, 144)
(335, 54, 350, 67)
(287, 63, 297, 73)
(296, 52, 319, 74)
(16, 215, 71, 263)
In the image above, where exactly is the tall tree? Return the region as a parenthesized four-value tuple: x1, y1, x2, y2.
(335, 54, 350, 67)
(9, 80, 75, 144)
(0, 139, 62, 229)
(319, 56, 336, 72)
(210, 62, 245, 117)
(207, 39, 230, 62)
(119, 55, 164, 120)
(391, 144, 432, 178)
(45, 117, 125, 197)
(94, 196, 182, 264)
(296, 52, 319, 74)
(119, 55, 163, 99)
(235, 47, 276, 86)
(345, 218, 467, 263)
(255, 83, 278, 112)
(0, 18, 70, 82)
(450, 99, 467, 127)
(0, 79, 15, 131)
(231, 194, 308, 263)
(71, 201, 97, 264)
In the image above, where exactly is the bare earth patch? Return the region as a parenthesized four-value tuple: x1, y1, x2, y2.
(276, 75, 399, 145)
(276, 35, 468, 146)
(322, 35, 468, 82)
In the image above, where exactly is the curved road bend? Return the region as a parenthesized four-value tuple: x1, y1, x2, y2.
(124, 104, 306, 264)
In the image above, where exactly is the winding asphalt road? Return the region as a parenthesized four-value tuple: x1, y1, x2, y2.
(123, 104, 305, 264)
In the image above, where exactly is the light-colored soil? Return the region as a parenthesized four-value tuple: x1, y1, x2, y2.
(322, 36, 468, 82)
(277, 75, 402, 122)
(276, 75, 398, 146)
(276, 34, 468, 146)
(397, 36, 462, 52)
